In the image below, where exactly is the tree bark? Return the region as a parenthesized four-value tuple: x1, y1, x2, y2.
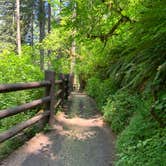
(69, 3, 77, 92)
(31, 4, 34, 47)
(39, 0, 46, 70)
(47, 2, 51, 69)
(16, 0, 21, 55)
(48, 3, 51, 33)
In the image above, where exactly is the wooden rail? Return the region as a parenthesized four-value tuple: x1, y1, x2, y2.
(0, 70, 69, 143)
(0, 81, 50, 93)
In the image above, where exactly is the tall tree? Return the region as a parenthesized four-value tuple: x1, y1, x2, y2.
(39, 0, 46, 70)
(16, 0, 21, 55)
(46, 2, 51, 69)
(47, 2, 51, 33)
(21, 0, 35, 46)
(69, 2, 77, 91)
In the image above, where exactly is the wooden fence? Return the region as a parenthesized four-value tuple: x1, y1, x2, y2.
(0, 70, 69, 143)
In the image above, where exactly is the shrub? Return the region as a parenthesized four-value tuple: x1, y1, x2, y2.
(0, 51, 43, 132)
(86, 77, 117, 109)
(116, 99, 166, 166)
(103, 90, 140, 134)
(0, 50, 44, 159)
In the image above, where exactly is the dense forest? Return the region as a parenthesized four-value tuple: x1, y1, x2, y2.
(0, 0, 166, 165)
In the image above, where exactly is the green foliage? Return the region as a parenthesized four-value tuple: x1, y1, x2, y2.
(0, 49, 43, 83)
(153, 93, 166, 127)
(0, 124, 45, 160)
(0, 137, 24, 160)
(41, 28, 71, 73)
(0, 50, 43, 132)
(116, 106, 166, 166)
(51, 55, 70, 74)
(85, 77, 117, 109)
(72, 0, 166, 93)
(0, 50, 44, 159)
(42, 28, 71, 52)
(103, 90, 139, 134)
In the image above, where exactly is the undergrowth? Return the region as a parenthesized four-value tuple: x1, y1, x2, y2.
(0, 124, 45, 160)
(86, 78, 166, 165)
(102, 90, 140, 134)
(0, 51, 44, 159)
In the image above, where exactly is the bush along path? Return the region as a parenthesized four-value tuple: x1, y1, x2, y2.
(1, 92, 116, 166)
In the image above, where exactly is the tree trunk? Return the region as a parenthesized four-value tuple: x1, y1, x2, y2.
(31, 19, 34, 46)
(47, 2, 51, 69)
(69, 3, 77, 92)
(16, 0, 21, 55)
(39, 0, 46, 70)
(69, 40, 76, 92)
(48, 3, 51, 33)
(30, 4, 34, 47)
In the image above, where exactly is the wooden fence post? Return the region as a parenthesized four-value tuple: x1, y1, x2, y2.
(45, 70, 55, 127)
(64, 75, 69, 100)
(59, 75, 65, 106)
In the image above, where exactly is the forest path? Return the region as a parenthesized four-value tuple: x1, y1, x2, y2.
(1, 93, 115, 166)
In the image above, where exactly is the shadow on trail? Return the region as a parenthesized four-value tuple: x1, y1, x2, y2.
(66, 92, 100, 119)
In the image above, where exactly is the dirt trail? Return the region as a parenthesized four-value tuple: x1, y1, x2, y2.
(0, 93, 116, 166)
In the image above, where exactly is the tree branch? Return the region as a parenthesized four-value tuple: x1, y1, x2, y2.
(87, 1, 136, 42)
(87, 16, 128, 41)
(101, 0, 136, 23)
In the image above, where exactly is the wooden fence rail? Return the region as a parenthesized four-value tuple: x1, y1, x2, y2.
(0, 70, 69, 143)
(0, 81, 50, 93)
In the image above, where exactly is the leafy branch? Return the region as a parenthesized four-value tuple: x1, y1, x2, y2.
(87, 15, 129, 42)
